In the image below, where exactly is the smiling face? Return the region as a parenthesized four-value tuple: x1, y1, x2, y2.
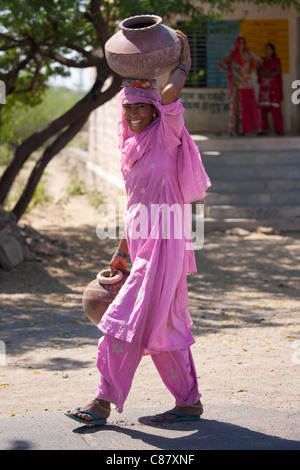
(123, 102, 155, 134)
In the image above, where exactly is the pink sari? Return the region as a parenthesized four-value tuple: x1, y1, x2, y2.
(98, 86, 211, 354)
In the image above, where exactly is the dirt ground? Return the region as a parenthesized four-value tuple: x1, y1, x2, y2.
(1, 154, 300, 423)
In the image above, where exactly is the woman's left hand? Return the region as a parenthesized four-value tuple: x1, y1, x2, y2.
(109, 254, 127, 276)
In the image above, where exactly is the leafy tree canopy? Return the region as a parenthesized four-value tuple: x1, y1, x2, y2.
(1, 0, 298, 109)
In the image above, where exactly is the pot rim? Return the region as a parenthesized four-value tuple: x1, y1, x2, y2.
(97, 269, 123, 284)
(119, 14, 162, 34)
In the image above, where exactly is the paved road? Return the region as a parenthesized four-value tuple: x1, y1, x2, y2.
(1, 404, 299, 451)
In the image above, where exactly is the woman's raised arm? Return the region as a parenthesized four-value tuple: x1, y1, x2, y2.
(161, 30, 191, 105)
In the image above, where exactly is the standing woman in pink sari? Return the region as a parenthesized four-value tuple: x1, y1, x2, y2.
(217, 36, 262, 135)
(258, 43, 284, 135)
(65, 31, 211, 425)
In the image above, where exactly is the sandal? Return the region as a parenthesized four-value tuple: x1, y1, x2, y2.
(151, 403, 203, 423)
(64, 399, 110, 426)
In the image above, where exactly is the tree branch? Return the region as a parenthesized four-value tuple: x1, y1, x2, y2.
(0, 32, 21, 45)
(64, 42, 93, 58)
(4, 54, 33, 95)
(12, 112, 89, 220)
(86, 0, 110, 47)
(46, 50, 92, 68)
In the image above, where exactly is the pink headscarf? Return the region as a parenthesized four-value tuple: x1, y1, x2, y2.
(117, 86, 211, 203)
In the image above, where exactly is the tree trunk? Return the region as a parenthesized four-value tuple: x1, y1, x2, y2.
(0, 74, 121, 205)
(12, 114, 89, 220)
(11, 75, 121, 220)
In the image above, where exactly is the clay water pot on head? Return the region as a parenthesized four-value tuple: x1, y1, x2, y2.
(104, 15, 182, 79)
(82, 268, 130, 326)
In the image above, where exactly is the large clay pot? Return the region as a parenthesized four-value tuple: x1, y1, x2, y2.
(105, 15, 182, 79)
(82, 268, 130, 326)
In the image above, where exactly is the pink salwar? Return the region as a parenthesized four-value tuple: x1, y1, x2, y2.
(96, 86, 211, 413)
(96, 333, 201, 413)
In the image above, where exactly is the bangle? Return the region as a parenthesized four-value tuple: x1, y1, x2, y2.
(115, 249, 128, 259)
(175, 63, 190, 77)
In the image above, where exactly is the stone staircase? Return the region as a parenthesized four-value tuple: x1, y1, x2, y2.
(194, 135, 300, 233)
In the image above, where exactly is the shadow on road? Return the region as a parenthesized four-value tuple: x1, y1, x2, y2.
(71, 415, 300, 450)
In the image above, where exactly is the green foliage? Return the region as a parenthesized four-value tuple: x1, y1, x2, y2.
(88, 188, 105, 208)
(67, 178, 105, 207)
(104, 0, 220, 33)
(1, 87, 82, 147)
(208, 0, 300, 12)
(3, 172, 52, 211)
(0, 0, 94, 106)
(67, 179, 88, 196)
(29, 178, 53, 210)
(0, 144, 12, 166)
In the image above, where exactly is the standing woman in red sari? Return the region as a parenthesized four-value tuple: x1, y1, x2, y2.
(258, 43, 284, 135)
(217, 36, 262, 136)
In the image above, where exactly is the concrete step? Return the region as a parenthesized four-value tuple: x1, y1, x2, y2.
(204, 217, 300, 233)
(205, 204, 300, 219)
(193, 134, 300, 151)
(202, 164, 300, 181)
(202, 150, 300, 166)
(198, 146, 300, 232)
(206, 179, 300, 193)
(206, 191, 300, 206)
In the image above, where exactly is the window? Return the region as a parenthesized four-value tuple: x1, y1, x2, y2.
(185, 21, 239, 88)
(186, 30, 206, 88)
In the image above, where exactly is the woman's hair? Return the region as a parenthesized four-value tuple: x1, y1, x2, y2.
(265, 43, 276, 57)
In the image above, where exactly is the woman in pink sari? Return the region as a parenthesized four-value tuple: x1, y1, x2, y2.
(217, 36, 262, 135)
(65, 31, 211, 425)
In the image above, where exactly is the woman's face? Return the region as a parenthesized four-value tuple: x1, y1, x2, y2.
(237, 38, 246, 50)
(265, 44, 274, 58)
(123, 103, 155, 134)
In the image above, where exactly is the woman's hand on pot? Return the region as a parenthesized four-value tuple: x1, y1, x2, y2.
(176, 30, 191, 70)
(109, 254, 127, 276)
(162, 30, 191, 105)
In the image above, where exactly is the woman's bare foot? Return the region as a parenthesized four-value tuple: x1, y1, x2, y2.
(153, 400, 203, 421)
(67, 398, 110, 422)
